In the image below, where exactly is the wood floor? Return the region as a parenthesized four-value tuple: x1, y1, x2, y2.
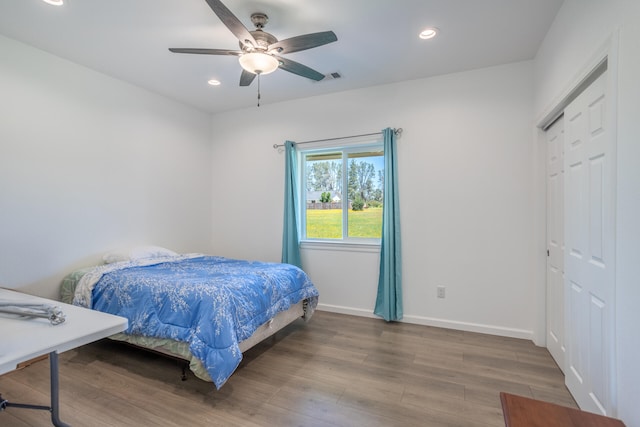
(0, 311, 576, 427)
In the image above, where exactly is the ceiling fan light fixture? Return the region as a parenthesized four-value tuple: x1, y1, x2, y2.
(42, 0, 64, 5)
(239, 52, 279, 75)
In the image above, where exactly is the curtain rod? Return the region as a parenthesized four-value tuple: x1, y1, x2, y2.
(272, 128, 402, 149)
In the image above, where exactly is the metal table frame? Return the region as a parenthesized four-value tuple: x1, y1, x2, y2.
(1, 352, 69, 427)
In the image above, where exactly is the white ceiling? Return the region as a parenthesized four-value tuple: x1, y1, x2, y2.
(0, 0, 563, 114)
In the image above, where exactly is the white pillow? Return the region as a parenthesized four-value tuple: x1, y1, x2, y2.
(103, 245, 178, 264)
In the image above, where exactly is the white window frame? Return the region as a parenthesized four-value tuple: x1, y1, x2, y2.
(298, 139, 383, 248)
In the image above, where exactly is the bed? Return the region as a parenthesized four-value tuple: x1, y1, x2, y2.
(60, 247, 319, 389)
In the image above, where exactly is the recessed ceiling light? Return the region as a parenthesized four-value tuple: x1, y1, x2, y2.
(419, 27, 438, 40)
(207, 79, 221, 86)
(42, 0, 64, 5)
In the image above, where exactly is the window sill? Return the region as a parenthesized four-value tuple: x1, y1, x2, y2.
(300, 240, 381, 253)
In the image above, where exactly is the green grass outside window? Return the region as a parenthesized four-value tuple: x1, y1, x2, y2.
(306, 208, 382, 239)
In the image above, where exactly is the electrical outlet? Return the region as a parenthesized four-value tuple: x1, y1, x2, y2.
(437, 286, 446, 299)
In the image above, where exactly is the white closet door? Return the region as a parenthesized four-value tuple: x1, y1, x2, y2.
(546, 116, 565, 371)
(563, 70, 615, 416)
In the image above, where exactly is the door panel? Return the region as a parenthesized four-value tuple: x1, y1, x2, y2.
(568, 280, 584, 384)
(563, 71, 614, 416)
(545, 116, 565, 370)
(589, 294, 606, 412)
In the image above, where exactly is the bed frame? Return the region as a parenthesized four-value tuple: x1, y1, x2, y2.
(107, 301, 306, 381)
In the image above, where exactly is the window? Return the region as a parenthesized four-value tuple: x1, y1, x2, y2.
(300, 142, 384, 243)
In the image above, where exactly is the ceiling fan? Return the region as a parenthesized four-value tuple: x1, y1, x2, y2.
(169, 0, 338, 87)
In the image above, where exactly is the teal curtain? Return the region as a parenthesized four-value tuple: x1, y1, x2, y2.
(374, 128, 403, 321)
(281, 141, 302, 268)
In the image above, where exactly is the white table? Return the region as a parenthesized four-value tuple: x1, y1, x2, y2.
(0, 288, 128, 426)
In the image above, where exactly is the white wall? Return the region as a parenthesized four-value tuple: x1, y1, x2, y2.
(534, 1, 640, 424)
(0, 35, 214, 300)
(210, 60, 537, 339)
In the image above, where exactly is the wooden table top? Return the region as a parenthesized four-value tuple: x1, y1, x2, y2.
(500, 392, 625, 427)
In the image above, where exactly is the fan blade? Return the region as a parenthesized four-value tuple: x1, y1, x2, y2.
(276, 56, 325, 81)
(169, 48, 241, 56)
(239, 70, 257, 86)
(269, 31, 337, 54)
(205, 0, 257, 47)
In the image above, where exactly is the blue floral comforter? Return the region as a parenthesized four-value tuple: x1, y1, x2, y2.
(72, 255, 318, 388)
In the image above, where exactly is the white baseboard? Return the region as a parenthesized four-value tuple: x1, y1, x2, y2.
(317, 303, 378, 319)
(317, 303, 534, 342)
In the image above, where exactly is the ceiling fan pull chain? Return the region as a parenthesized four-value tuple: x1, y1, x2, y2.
(257, 73, 261, 107)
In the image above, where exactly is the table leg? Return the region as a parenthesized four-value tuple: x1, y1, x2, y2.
(48, 351, 70, 427)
